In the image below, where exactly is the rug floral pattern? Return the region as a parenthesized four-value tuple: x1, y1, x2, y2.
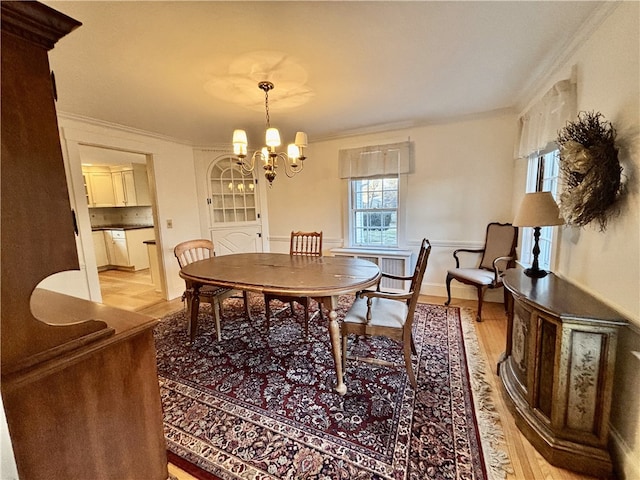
(154, 295, 489, 479)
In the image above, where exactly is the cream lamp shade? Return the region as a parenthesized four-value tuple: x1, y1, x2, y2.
(513, 191, 564, 278)
(513, 192, 564, 227)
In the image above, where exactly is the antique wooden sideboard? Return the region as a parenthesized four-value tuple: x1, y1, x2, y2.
(499, 268, 627, 477)
(1, 2, 168, 479)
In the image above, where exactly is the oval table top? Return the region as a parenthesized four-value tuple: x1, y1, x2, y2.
(179, 252, 381, 297)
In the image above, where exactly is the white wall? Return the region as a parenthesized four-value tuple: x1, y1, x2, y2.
(555, 4, 639, 321)
(264, 110, 519, 300)
(57, 117, 202, 301)
(511, 4, 639, 478)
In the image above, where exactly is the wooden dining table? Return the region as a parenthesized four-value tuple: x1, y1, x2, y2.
(179, 252, 381, 395)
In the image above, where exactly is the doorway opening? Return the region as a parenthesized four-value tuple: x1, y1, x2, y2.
(80, 145, 163, 311)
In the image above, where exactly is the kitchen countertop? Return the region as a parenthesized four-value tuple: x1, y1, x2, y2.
(91, 224, 154, 231)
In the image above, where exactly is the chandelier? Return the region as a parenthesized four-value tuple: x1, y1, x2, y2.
(232, 81, 308, 185)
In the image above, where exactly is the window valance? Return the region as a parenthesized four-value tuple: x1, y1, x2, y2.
(516, 79, 576, 158)
(338, 141, 414, 178)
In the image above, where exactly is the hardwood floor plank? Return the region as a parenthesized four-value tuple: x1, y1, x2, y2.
(98, 268, 165, 311)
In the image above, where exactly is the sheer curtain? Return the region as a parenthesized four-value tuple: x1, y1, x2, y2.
(516, 79, 577, 158)
(516, 79, 574, 273)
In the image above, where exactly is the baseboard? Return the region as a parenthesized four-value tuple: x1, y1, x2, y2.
(419, 282, 504, 304)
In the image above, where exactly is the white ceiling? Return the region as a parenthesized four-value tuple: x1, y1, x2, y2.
(44, 1, 606, 147)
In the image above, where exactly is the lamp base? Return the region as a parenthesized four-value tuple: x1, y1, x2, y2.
(524, 267, 548, 278)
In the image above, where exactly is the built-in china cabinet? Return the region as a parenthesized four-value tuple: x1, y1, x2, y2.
(195, 152, 266, 254)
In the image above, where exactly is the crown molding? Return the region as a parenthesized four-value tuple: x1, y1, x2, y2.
(314, 107, 516, 143)
(56, 111, 194, 147)
(514, 2, 621, 113)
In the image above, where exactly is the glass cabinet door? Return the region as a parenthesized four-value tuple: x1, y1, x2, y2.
(208, 157, 257, 224)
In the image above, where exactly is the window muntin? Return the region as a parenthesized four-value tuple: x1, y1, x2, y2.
(351, 177, 398, 247)
(208, 156, 257, 224)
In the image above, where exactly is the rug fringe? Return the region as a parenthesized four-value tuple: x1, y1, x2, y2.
(457, 307, 514, 480)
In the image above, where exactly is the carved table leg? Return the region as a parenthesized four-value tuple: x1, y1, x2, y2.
(323, 296, 347, 395)
(188, 283, 201, 343)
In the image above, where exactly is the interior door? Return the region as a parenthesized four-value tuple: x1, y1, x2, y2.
(212, 226, 263, 255)
(205, 155, 264, 254)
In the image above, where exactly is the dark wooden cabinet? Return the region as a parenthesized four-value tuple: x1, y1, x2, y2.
(1, 2, 168, 479)
(499, 268, 627, 478)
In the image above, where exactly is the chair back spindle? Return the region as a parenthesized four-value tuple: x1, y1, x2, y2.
(290, 231, 322, 257)
(174, 239, 215, 268)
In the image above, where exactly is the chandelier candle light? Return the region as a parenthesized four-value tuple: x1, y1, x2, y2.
(513, 191, 565, 278)
(232, 81, 308, 186)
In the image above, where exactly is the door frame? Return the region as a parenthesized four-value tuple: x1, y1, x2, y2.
(58, 129, 167, 302)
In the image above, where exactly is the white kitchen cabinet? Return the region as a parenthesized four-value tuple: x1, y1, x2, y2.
(92, 231, 109, 268)
(112, 169, 135, 206)
(104, 228, 154, 271)
(125, 228, 153, 270)
(104, 230, 129, 267)
(131, 164, 151, 205)
(113, 236, 129, 266)
(112, 164, 151, 207)
(85, 169, 116, 207)
(83, 164, 150, 207)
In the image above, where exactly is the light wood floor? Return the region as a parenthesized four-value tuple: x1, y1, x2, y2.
(98, 268, 165, 311)
(107, 272, 596, 480)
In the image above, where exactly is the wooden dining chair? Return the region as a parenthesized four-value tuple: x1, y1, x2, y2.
(444, 222, 518, 321)
(341, 238, 431, 389)
(264, 231, 323, 337)
(174, 239, 246, 341)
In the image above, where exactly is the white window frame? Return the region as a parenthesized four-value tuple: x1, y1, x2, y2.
(344, 174, 408, 250)
(520, 149, 560, 271)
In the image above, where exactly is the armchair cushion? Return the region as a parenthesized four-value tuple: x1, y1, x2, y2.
(447, 268, 496, 286)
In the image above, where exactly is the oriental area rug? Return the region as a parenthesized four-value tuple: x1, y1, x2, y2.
(154, 295, 511, 480)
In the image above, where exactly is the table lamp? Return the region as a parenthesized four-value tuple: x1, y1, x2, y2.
(513, 191, 564, 278)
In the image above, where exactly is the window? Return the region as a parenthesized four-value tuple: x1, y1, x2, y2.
(521, 149, 560, 270)
(350, 176, 398, 247)
(338, 141, 412, 249)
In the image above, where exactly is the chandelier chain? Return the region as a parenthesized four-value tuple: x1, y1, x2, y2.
(264, 88, 270, 128)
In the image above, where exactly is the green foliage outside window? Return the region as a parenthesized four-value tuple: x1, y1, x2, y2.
(351, 177, 398, 247)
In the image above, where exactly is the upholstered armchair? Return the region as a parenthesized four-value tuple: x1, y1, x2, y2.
(444, 223, 518, 321)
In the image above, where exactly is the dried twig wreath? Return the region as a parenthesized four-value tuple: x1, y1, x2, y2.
(556, 111, 623, 231)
